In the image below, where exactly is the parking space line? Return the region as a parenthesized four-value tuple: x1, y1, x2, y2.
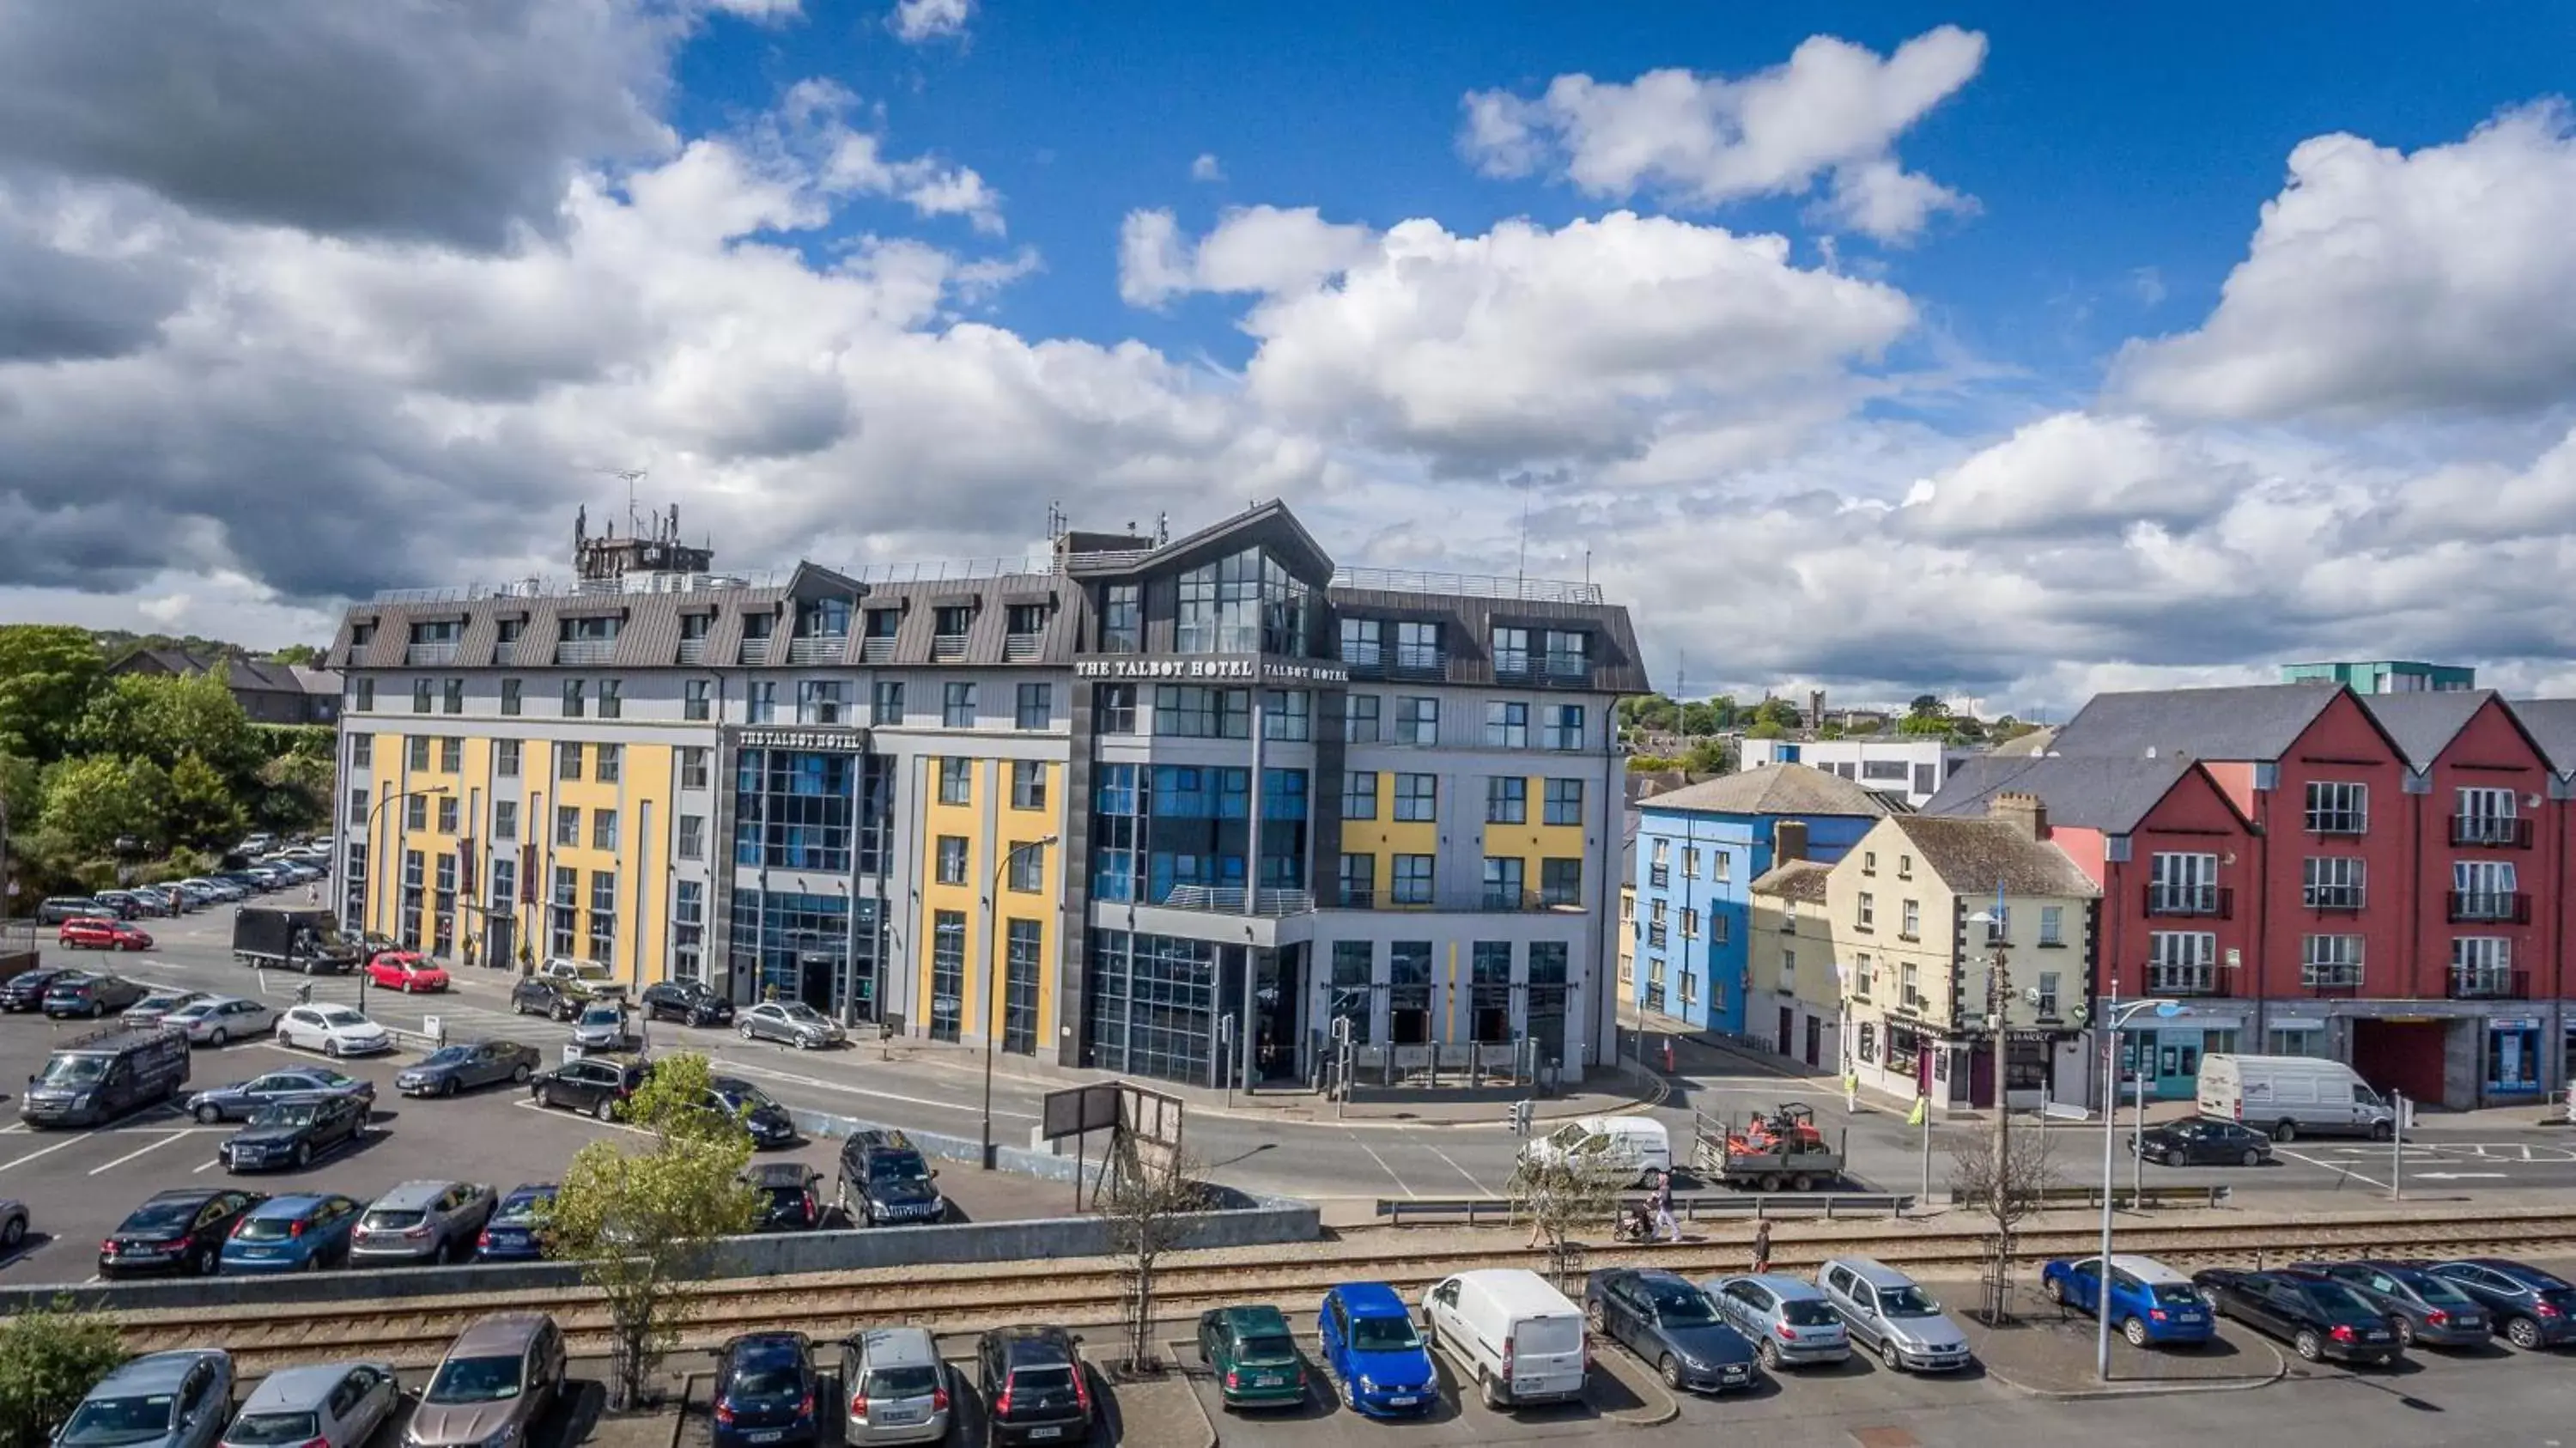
(1352, 1134, 1418, 1198)
(2274, 1145, 2392, 1191)
(0, 1132, 96, 1172)
(88, 1131, 197, 1176)
(192, 1157, 222, 1174)
(1425, 1146, 1485, 1192)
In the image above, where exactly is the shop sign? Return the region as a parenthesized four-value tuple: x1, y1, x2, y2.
(2491, 1017, 2541, 1031)
(1073, 654, 1351, 684)
(738, 726, 869, 751)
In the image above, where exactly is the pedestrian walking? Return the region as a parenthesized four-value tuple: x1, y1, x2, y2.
(1750, 1218, 1773, 1275)
(305, 882, 319, 904)
(1650, 1168, 1679, 1244)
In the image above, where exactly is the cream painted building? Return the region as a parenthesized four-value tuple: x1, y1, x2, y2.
(1831, 794, 2100, 1113)
(1748, 855, 1837, 1071)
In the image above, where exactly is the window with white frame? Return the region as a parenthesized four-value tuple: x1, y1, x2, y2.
(1900, 898, 1920, 938)
(2457, 785, 2519, 845)
(2453, 860, 2520, 919)
(2147, 931, 2217, 994)
(2305, 780, 2368, 834)
(2452, 935, 2513, 993)
(677, 814, 705, 861)
(2302, 934, 2362, 988)
(2038, 904, 2063, 946)
(2303, 855, 2366, 910)
(1856, 891, 1874, 929)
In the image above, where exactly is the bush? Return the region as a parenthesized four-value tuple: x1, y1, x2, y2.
(0, 1300, 125, 1448)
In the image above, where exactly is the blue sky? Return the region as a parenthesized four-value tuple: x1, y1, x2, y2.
(4, 1, 2576, 711)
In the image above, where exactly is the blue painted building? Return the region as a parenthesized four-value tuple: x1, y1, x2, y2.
(1631, 764, 1899, 1034)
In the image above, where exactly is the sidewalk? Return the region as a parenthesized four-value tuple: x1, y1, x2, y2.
(1948, 1302, 2285, 1399)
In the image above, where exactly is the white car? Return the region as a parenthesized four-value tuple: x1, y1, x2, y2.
(161, 996, 278, 1047)
(277, 1004, 392, 1058)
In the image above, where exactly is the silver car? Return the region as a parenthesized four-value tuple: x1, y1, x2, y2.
(738, 1001, 847, 1049)
(350, 1180, 498, 1266)
(1704, 1274, 1850, 1368)
(57, 1350, 234, 1448)
(124, 990, 211, 1031)
(841, 1326, 951, 1445)
(569, 1002, 638, 1054)
(219, 1362, 399, 1448)
(161, 996, 278, 1048)
(1814, 1256, 1972, 1372)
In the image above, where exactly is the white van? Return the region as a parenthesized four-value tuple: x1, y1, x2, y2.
(1422, 1269, 1589, 1408)
(1518, 1115, 1672, 1187)
(2196, 1054, 2394, 1142)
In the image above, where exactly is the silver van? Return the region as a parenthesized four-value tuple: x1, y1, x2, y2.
(1814, 1256, 1971, 1373)
(840, 1327, 950, 1445)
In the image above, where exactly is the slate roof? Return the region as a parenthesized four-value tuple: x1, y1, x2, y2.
(1985, 726, 2058, 757)
(1749, 858, 1831, 903)
(115, 648, 334, 696)
(1882, 816, 2099, 897)
(1923, 755, 2207, 836)
(2356, 690, 2500, 770)
(2048, 684, 2341, 762)
(1641, 763, 1906, 818)
(2511, 699, 2576, 776)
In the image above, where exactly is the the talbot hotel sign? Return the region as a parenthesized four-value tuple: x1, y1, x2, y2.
(1074, 655, 1351, 684)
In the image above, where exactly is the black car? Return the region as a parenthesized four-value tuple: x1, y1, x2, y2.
(397, 1040, 542, 1098)
(2296, 1261, 2491, 1349)
(741, 1163, 824, 1232)
(41, 973, 149, 1019)
(641, 979, 734, 1027)
(1584, 1268, 1759, 1393)
(2192, 1268, 2401, 1365)
(703, 1076, 798, 1148)
(511, 976, 581, 1022)
(222, 1094, 368, 1173)
(837, 1137, 948, 1226)
(709, 1332, 819, 1448)
(976, 1325, 1092, 1448)
(2138, 1118, 2273, 1167)
(531, 1057, 650, 1120)
(2421, 1257, 2576, 1349)
(0, 967, 81, 1013)
(99, 1188, 266, 1278)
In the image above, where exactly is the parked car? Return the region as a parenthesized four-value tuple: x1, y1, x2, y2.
(276, 1004, 392, 1058)
(44, 972, 150, 1019)
(0, 1196, 26, 1252)
(742, 1163, 825, 1232)
(182, 878, 246, 903)
(2040, 1254, 2215, 1347)
(22, 1027, 191, 1127)
(2192, 1268, 2401, 1364)
(1703, 1274, 1851, 1369)
(1519, 1114, 1673, 1187)
(57, 1350, 233, 1448)
(974, 1325, 1092, 1448)
(222, 1095, 369, 1172)
(221, 1194, 364, 1274)
(2137, 1118, 2273, 1168)
(703, 1076, 798, 1149)
(100, 890, 170, 919)
(219, 1360, 398, 1448)
(100, 1189, 266, 1279)
(407, 1315, 568, 1448)
(0, 965, 78, 1012)
(161, 996, 278, 1047)
(1196, 1305, 1309, 1410)
(1585, 1268, 1758, 1393)
(530, 1057, 650, 1120)
(63, 917, 155, 951)
(399, 1040, 541, 1098)
(569, 1002, 640, 1054)
(510, 976, 581, 1022)
(476, 1184, 556, 1262)
(1424, 1269, 1589, 1408)
(37, 895, 110, 923)
(1318, 1281, 1436, 1415)
(841, 1326, 951, 1446)
(188, 1068, 375, 1124)
(641, 978, 735, 1026)
(123, 989, 210, 1029)
(2198, 1054, 2396, 1142)
(1814, 1256, 1972, 1373)
(710, 1332, 819, 1448)
(836, 1133, 945, 1224)
(366, 952, 450, 993)
(537, 958, 624, 1001)
(2294, 1260, 2491, 1349)
(2421, 1257, 2576, 1349)
(738, 1001, 847, 1049)
(350, 1180, 498, 1267)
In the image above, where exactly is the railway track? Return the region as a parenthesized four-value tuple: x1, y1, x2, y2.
(113, 1206, 2576, 1374)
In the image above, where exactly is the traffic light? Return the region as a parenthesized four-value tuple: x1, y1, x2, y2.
(1508, 1099, 1534, 1135)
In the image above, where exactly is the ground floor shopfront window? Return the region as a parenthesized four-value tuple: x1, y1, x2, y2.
(1084, 928, 1221, 1085)
(726, 889, 882, 1019)
(2488, 1017, 2543, 1095)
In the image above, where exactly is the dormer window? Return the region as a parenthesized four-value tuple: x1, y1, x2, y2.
(795, 598, 849, 638)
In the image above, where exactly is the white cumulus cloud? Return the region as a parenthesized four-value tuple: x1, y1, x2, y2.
(1118, 204, 1377, 307)
(888, 0, 970, 44)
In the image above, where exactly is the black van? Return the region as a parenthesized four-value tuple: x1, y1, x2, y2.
(21, 1027, 191, 1128)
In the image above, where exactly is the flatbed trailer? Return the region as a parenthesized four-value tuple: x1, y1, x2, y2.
(1690, 1102, 1849, 1190)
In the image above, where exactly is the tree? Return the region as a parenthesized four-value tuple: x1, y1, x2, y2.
(1897, 713, 1958, 739)
(77, 672, 261, 786)
(0, 1299, 125, 1448)
(1096, 1143, 1214, 1371)
(163, 754, 245, 851)
(1908, 693, 1945, 718)
(38, 757, 167, 858)
(252, 752, 334, 832)
(539, 1052, 761, 1410)
(1681, 737, 1729, 776)
(1818, 721, 1847, 740)
(270, 644, 323, 666)
(1746, 720, 1787, 740)
(1505, 1149, 1620, 1288)
(1947, 1112, 2057, 1324)
(0, 627, 104, 765)
(1752, 697, 1798, 728)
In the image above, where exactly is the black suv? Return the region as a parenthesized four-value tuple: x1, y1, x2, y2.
(511, 976, 580, 1021)
(531, 1057, 651, 1120)
(976, 1325, 1092, 1447)
(836, 1131, 950, 1226)
(641, 978, 734, 1026)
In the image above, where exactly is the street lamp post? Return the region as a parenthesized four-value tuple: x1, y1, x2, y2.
(2095, 995, 2186, 1380)
(361, 785, 452, 1008)
(981, 832, 1060, 1170)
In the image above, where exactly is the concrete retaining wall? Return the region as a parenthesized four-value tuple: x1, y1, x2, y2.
(0, 1104, 1316, 1315)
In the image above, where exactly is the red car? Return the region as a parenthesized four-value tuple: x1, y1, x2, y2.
(59, 917, 152, 951)
(366, 951, 450, 993)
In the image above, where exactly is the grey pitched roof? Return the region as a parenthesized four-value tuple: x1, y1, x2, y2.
(2356, 690, 2497, 770)
(1749, 858, 1830, 903)
(1641, 763, 1905, 819)
(1884, 816, 2099, 897)
(1985, 726, 2058, 757)
(1924, 755, 2203, 836)
(2512, 699, 2576, 776)
(2049, 684, 2341, 762)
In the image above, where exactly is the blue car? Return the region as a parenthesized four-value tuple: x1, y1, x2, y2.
(2423, 1258, 2576, 1349)
(2041, 1253, 2214, 1347)
(709, 1332, 817, 1448)
(1319, 1282, 1437, 1416)
(476, 1184, 557, 1262)
(220, 1193, 361, 1274)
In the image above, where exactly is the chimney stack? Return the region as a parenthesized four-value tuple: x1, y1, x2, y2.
(1773, 818, 1809, 864)
(1809, 689, 1826, 731)
(1990, 791, 2048, 841)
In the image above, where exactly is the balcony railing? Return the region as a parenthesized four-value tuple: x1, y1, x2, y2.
(786, 635, 846, 666)
(2303, 885, 2365, 913)
(404, 642, 459, 666)
(2452, 815, 2534, 849)
(738, 636, 774, 666)
(493, 641, 524, 665)
(1339, 885, 1376, 910)
(2449, 966, 2530, 1001)
(860, 636, 896, 664)
(2145, 964, 2221, 996)
(2300, 963, 2362, 995)
(1004, 633, 1042, 662)
(2305, 812, 2368, 837)
(2447, 891, 2531, 924)
(676, 637, 708, 665)
(1394, 643, 1446, 672)
(1649, 865, 1669, 888)
(555, 640, 616, 666)
(1155, 885, 1315, 917)
(930, 632, 969, 662)
(2143, 885, 2233, 918)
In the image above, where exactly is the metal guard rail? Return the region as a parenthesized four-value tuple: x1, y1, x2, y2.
(1953, 1183, 2230, 1209)
(1376, 1191, 1916, 1226)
